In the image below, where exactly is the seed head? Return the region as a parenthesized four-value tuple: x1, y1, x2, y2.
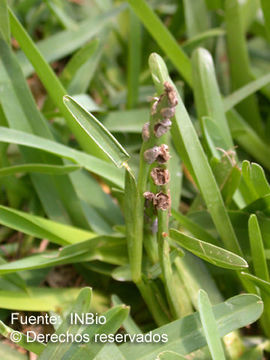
(156, 144, 170, 164)
(142, 122, 150, 141)
(161, 107, 175, 119)
(154, 191, 171, 211)
(144, 146, 160, 164)
(151, 168, 170, 186)
(154, 119, 172, 138)
(164, 81, 178, 108)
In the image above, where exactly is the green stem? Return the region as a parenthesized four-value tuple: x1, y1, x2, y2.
(136, 278, 171, 326)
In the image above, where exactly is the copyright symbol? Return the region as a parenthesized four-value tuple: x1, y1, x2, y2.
(10, 331, 22, 343)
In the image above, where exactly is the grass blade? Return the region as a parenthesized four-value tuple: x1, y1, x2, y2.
(16, 5, 126, 77)
(59, 39, 99, 89)
(64, 96, 129, 167)
(0, 164, 80, 176)
(170, 229, 248, 270)
(111, 294, 142, 335)
(0, 31, 89, 227)
(0, 127, 124, 188)
(183, 0, 210, 46)
(248, 214, 270, 336)
(261, 0, 270, 40)
(0, 0, 10, 44)
(8, 8, 108, 160)
(126, 0, 192, 85)
(124, 170, 143, 283)
(127, 9, 141, 108)
(149, 53, 242, 255)
(120, 294, 263, 359)
(158, 351, 186, 359)
(241, 272, 270, 297)
(182, 28, 225, 54)
(37, 287, 92, 359)
(0, 320, 45, 355)
(224, 72, 270, 111)
(198, 289, 226, 360)
(192, 47, 234, 152)
(44, 0, 77, 30)
(225, 0, 263, 135)
(249, 214, 269, 281)
(0, 205, 95, 246)
(171, 209, 218, 245)
(0, 287, 81, 312)
(227, 110, 270, 171)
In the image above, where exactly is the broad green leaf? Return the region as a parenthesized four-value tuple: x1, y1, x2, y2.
(0, 163, 80, 176)
(170, 229, 248, 270)
(0, 127, 124, 188)
(120, 294, 263, 359)
(64, 96, 129, 167)
(0, 320, 45, 355)
(126, 0, 192, 85)
(224, 73, 270, 111)
(149, 53, 242, 255)
(0, 287, 81, 311)
(198, 290, 226, 360)
(0, 205, 95, 246)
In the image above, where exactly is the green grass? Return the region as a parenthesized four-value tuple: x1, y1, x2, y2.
(0, 0, 270, 359)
